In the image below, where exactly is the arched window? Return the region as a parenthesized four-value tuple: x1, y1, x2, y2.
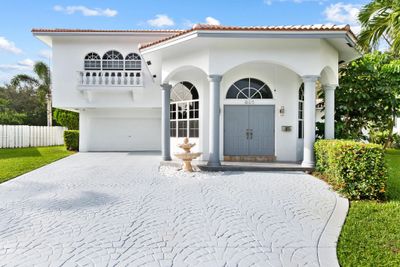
(226, 78, 273, 99)
(102, 50, 124, 70)
(125, 53, 142, 70)
(298, 83, 304, 139)
(84, 52, 101, 70)
(170, 82, 199, 138)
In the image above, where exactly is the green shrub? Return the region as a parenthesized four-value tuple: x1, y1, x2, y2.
(54, 108, 79, 130)
(315, 140, 388, 200)
(64, 130, 79, 151)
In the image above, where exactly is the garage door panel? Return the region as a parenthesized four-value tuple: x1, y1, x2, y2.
(88, 118, 161, 151)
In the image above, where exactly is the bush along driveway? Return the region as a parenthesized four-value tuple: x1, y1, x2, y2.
(315, 140, 400, 266)
(337, 149, 400, 266)
(0, 146, 74, 183)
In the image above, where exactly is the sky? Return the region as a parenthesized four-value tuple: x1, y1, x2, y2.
(0, 0, 367, 85)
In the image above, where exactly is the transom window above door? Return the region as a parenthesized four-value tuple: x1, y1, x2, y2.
(226, 78, 273, 99)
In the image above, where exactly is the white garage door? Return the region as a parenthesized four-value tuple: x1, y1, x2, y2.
(88, 117, 161, 151)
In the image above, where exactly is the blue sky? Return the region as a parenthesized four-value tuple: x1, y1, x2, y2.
(0, 0, 367, 85)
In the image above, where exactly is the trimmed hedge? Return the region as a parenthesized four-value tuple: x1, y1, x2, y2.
(315, 140, 388, 200)
(64, 130, 79, 151)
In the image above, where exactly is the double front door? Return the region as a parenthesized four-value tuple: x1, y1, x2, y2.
(224, 105, 275, 157)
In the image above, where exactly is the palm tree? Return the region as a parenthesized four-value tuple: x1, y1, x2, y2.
(11, 61, 52, 126)
(358, 0, 400, 53)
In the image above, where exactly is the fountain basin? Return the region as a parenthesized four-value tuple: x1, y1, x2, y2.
(174, 152, 202, 172)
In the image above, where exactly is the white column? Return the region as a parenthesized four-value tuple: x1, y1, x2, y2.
(302, 75, 319, 167)
(161, 83, 172, 161)
(323, 84, 337, 139)
(207, 75, 222, 167)
(79, 109, 89, 152)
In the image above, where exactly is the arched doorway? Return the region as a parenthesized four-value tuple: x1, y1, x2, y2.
(224, 78, 275, 161)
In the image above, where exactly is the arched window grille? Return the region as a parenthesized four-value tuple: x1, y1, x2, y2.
(298, 83, 304, 139)
(84, 53, 101, 70)
(102, 50, 124, 70)
(170, 82, 199, 138)
(226, 78, 273, 99)
(125, 53, 142, 70)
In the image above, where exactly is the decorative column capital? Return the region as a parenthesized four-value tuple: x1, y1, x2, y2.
(322, 84, 338, 91)
(208, 74, 223, 83)
(160, 83, 172, 91)
(301, 75, 320, 83)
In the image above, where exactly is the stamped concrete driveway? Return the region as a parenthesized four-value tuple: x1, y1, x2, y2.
(0, 153, 347, 267)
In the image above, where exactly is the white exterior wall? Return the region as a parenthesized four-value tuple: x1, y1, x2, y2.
(52, 35, 166, 109)
(47, 32, 342, 159)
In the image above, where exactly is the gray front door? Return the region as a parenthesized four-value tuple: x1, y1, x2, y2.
(224, 105, 275, 156)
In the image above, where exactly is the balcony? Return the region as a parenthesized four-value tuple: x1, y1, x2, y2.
(78, 71, 143, 87)
(77, 71, 143, 102)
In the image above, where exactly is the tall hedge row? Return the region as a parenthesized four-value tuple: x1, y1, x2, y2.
(64, 130, 79, 151)
(314, 140, 388, 200)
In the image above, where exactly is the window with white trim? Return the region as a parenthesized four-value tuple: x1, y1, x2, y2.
(84, 53, 101, 70)
(125, 53, 142, 70)
(226, 78, 273, 99)
(102, 50, 124, 70)
(170, 82, 199, 138)
(298, 83, 304, 139)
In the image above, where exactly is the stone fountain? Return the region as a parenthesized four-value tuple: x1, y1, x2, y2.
(174, 137, 202, 172)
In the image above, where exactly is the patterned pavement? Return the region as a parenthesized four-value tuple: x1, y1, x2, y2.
(0, 153, 343, 266)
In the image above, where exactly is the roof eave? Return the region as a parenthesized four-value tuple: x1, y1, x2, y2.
(140, 30, 358, 54)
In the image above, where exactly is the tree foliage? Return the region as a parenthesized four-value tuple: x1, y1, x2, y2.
(336, 52, 400, 147)
(0, 84, 47, 125)
(358, 0, 400, 53)
(53, 108, 79, 130)
(11, 61, 52, 126)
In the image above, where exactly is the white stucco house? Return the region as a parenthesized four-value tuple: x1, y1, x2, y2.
(33, 24, 359, 167)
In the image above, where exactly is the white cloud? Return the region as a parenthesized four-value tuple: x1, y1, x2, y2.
(39, 49, 52, 60)
(183, 17, 221, 28)
(147, 14, 175, 27)
(323, 3, 361, 33)
(18, 59, 35, 68)
(205, 17, 221, 25)
(0, 36, 22, 54)
(324, 3, 360, 24)
(53, 5, 118, 17)
(0, 58, 35, 73)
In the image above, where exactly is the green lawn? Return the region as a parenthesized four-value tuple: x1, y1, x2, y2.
(0, 146, 74, 183)
(338, 149, 400, 266)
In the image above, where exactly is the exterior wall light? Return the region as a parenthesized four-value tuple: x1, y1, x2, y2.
(279, 106, 285, 116)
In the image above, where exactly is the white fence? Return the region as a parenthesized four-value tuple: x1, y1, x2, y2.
(0, 125, 67, 149)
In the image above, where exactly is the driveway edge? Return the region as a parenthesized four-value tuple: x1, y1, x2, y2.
(317, 192, 349, 267)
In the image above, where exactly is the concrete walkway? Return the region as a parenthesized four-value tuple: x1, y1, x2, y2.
(0, 153, 348, 266)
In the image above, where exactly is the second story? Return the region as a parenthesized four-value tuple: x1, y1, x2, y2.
(33, 29, 181, 109)
(33, 25, 359, 110)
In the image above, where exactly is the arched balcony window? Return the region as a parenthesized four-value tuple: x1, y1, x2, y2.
(170, 82, 199, 138)
(102, 50, 124, 70)
(226, 78, 273, 99)
(125, 53, 142, 70)
(84, 52, 101, 70)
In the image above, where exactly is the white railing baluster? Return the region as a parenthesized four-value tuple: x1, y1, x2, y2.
(77, 71, 143, 87)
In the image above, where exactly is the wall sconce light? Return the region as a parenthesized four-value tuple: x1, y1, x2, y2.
(146, 60, 152, 65)
(279, 106, 285, 116)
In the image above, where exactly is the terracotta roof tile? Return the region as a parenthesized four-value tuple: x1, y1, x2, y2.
(139, 24, 356, 50)
(31, 28, 183, 33)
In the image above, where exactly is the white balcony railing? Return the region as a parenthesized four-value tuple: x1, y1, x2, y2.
(77, 71, 143, 87)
